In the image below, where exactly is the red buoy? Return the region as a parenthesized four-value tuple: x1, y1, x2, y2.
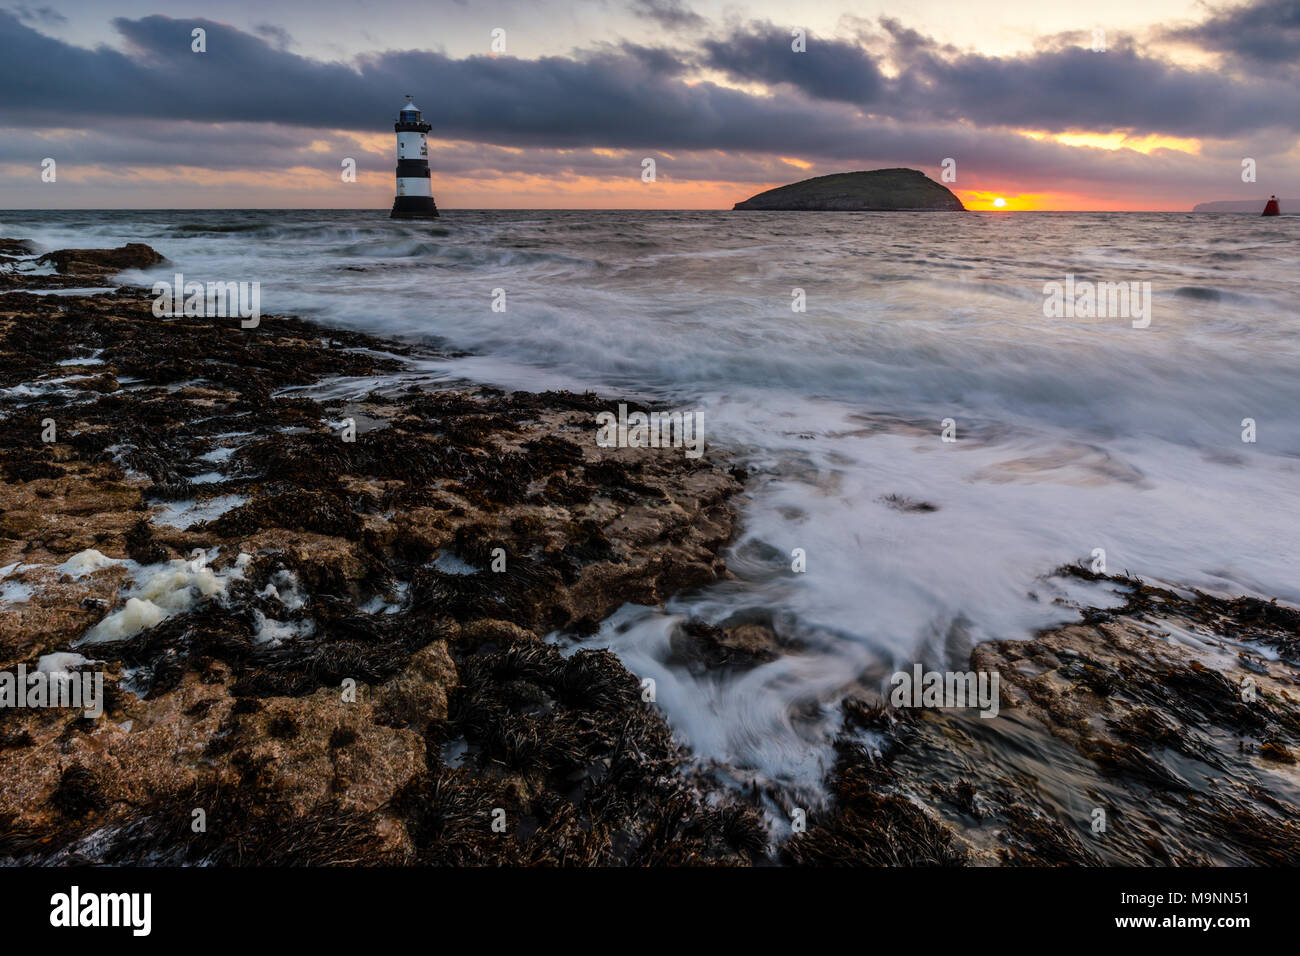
(1263, 195, 1280, 216)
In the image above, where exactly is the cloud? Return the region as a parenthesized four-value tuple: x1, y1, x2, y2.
(0, 5, 1297, 208)
(889, 40, 1298, 137)
(699, 15, 1300, 138)
(254, 22, 294, 52)
(627, 0, 705, 29)
(5, 10, 1297, 143)
(1162, 0, 1300, 67)
(6, 4, 64, 27)
(700, 22, 886, 105)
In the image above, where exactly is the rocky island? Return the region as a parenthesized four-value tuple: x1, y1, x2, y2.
(733, 168, 965, 211)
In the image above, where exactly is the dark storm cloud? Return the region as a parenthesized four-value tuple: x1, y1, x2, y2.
(699, 16, 1300, 137)
(615, 41, 691, 76)
(700, 22, 886, 104)
(0, 121, 338, 170)
(1162, 0, 1300, 66)
(5, 9, 1296, 146)
(884, 38, 1300, 137)
(0, 12, 876, 154)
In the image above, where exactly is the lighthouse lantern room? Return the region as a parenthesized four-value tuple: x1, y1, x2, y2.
(390, 95, 440, 219)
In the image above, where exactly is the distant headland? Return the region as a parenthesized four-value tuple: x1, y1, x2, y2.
(732, 168, 965, 211)
(1192, 198, 1295, 213)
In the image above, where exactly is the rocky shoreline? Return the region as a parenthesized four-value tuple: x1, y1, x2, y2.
(2, 240, 1298, 866)
(0, 240, 766, 864)
(791, 567, 1300, 865)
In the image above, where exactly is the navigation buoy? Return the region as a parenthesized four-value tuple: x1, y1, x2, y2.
(1262, 195, 1280, 216)
(390, 95, 439, 219)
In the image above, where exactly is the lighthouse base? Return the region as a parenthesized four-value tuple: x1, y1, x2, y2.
(390, 195, 440, 219)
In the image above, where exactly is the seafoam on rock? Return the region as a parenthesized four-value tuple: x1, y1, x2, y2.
(81, 551, 252, 643)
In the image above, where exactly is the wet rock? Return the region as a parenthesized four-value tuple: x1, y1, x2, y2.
(810, 567, 1300, 866)
(36, 243, 165, 276)
(667, 616, 781, 674)
(879, 493, 938, 513)
(0, 239, 37, 256)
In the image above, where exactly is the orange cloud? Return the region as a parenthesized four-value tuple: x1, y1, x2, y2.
(1019, 130, 1202, 155)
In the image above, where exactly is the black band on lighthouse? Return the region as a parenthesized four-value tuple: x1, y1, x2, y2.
(396, 160, 431, 177)
(391, 196, 440, 217)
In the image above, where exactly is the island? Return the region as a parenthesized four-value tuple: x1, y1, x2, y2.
(732, 168, 965, 211)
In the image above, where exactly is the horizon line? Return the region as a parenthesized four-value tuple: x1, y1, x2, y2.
(0, 207, 1231, 214)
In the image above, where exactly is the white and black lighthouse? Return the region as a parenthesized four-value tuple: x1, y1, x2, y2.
(390, 96, 439, 219)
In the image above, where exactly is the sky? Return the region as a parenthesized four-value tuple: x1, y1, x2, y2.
(0, 0, 1297, 210)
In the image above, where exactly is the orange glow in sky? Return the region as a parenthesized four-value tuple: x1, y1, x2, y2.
(1018, 130, 1203, 156)
(955, 188, 1191, 212)
(961, 191, 1042, 211)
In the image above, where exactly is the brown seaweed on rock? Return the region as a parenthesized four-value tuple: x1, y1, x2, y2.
(0, 240, 754, 865)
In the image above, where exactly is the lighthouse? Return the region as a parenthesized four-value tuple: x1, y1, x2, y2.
(390, 96, 439, 219)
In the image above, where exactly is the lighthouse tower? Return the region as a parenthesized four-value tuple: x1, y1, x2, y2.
(390, 96, 439, 219)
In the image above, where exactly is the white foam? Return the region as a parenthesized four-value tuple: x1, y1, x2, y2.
(37, 652, 93, 675)
(81, 551, 250, 643)
(251, 610, 314, 645)
(0, 580, 33, 604)
(0, 260, 53, 275)
(83, 597, 166, 641)
(151, 494, 244, 529)
(433, 553, 478, 576)
(0, 562, 37, 604)
(16, 287, 115, 296)
(260, 569, 306, 611)
(361, 580, 409, 615)
(57, 549, 126, 578)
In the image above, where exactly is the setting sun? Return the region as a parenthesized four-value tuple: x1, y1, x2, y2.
(958, 190, 1049, 211)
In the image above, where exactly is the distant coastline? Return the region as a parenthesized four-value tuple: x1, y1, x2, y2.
(1192, 198, 1296, 212)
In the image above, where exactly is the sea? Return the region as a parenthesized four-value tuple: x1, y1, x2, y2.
(5, 208, 1299, 803)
